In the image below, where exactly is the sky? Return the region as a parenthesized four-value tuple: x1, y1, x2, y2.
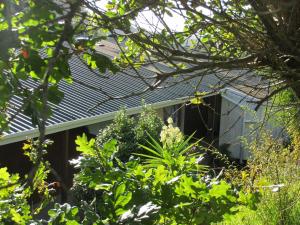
(135, 8, 186, 32)
(92, 0, 187, 32)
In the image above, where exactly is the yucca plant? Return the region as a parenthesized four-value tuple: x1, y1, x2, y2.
(135, 118, 207, 174)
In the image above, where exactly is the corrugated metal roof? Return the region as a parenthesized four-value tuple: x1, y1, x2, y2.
(1, 43, 267, 144)
(2, 53, 217, 141)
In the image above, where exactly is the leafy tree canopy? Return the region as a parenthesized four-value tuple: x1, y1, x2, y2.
(1, 0, 300, 134)
(0, 0, 299, 200)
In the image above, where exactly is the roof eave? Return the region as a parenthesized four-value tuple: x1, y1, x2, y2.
(0, 97, 190, 145)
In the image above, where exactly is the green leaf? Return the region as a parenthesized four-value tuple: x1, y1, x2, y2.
(75, 134, 96, 156)
(26, 50, 46, 75)
(190, 91, 208, 105)
(115, 192, 132, 208)
(10, 209, 24, 224)
(209, 180, 232, 199)
(115, 183, 126, 199)
(106, 3, 115, 9)
(94, 183, 112, 191)
(137, 144, 162, 157)
(92, 53, 119, 74)
(145, 132, 164, 154)
(48, 85, 64, 104)
(190, 96, 203, 105)
(48, 209, 56, 218)
(116, 208, 128, 216)
(71, 207, 79, 217)
(134, 153, 161, 160)
(66, 221, 80, 225)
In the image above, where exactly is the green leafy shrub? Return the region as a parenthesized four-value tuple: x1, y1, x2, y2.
(0, 168, 32, 224)
(95, 109, 136, 161)
(222, 128, 300, 225)
(0, 110, 259, 224)
(44, 203, 80, 225)
(0, 140, 52, 225)
(70, 120, 256, 224)
(96, 106, 163, 161)
(136, 118, 206, 173)
(135, 106, 164, 148)
(247, 131, 300, 225)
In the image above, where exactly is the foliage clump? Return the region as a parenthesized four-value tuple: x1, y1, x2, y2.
(96, 106, 163, 161)
(0, 168, 31, 224)
(69, 113, 257, 224)
(223, 123, 300, 224)
(0, 108, 260, 224)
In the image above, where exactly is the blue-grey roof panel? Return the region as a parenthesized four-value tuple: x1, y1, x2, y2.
(3, 47, 229, 136)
